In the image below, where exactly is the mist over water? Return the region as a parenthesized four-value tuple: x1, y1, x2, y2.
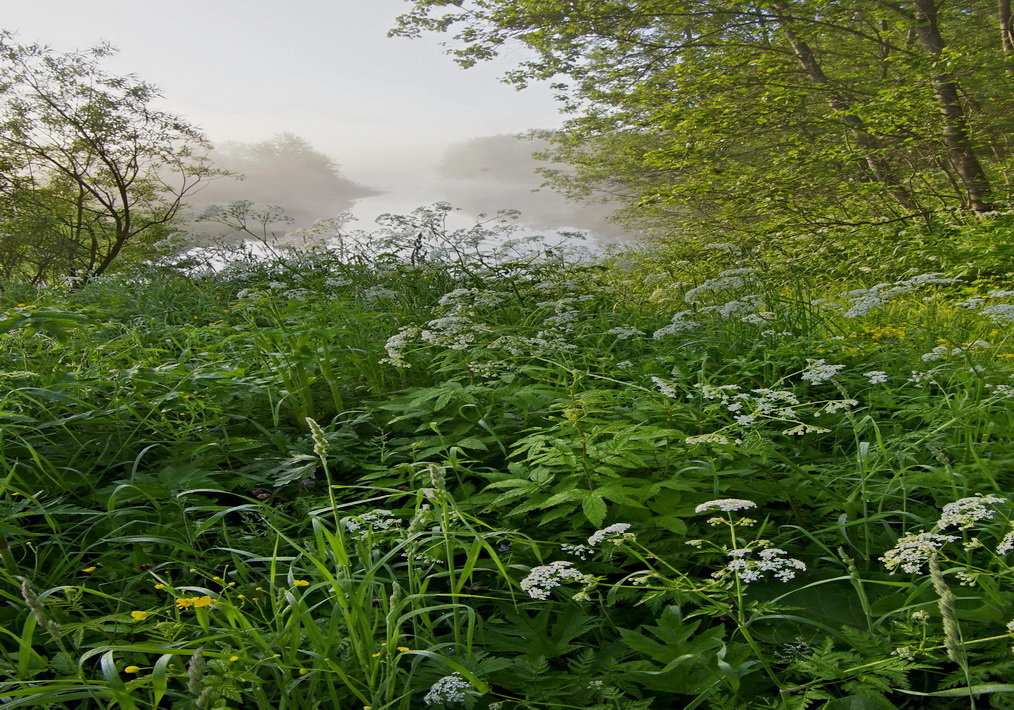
(186, 132, 632, 248)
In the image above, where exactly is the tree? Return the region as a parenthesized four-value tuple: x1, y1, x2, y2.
(0, 32, 216, 282)
(393, 1, 1013, 238)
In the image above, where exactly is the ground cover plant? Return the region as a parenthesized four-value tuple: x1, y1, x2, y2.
(0, 206, 1012, 708)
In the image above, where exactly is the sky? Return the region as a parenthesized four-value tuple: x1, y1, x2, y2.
(2, 0, 564, 183)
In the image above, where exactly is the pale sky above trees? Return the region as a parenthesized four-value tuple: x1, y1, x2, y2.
(3, 0, 563, 183)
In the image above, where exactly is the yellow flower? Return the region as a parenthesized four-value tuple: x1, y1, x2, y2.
(396, 646, 410, 652)
(81, 566, 97, 573)
(371, 652, 381, 658)
(292, 579, 310, 587)
(124, 665, 141, 674)
(176, 595, 214, 610)
(153, 583, 166, 590)
(130, 610, 150, 621)
(298, 668, 309, 675)
(236, 594, 246, 600)
(228, 655, 240, 662)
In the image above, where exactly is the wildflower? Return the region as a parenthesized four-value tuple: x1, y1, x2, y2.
(695, 499, 757, 514)
(783, 424, 831, 435)
(298, 668, 309, 676)
(937, 494, 1007, 530)
(685, 433, 736, 445)
(292, 579, 310, 587)
(176, 595, 214, 610)
(606, 325, 644, 339)
(81, 566, 97, 573)
(153, 583, 166, 590)
(880, 532, 958, 574)
(371, 652, 382, 658)
(341, 509, 401, 540)
(981, 304, 1014, 322)
(424, 673, 475, 705)
(863, 370, 889, 384)
(713, 546, 806, 583)
(910, 610, 930, 623)
(130, 610, 150, 621)
(800, 359, 845, 385)
(587, 523, 633, 547)
(228, 655, 240, 662)
(124, 665, 141, 674)
(651, 376, 679, 398)
(561, 543, 593, 559)
(996, 530, 1014, 555)
(396, 646, 410, 652)
(520, 561, 594, 600)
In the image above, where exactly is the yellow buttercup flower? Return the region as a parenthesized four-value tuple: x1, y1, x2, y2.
(396, 646, 410, 652)
(176, 595, 214, 610)
(292, 579, 310, 587)
(81, 566, 97, 573)
(228, 655, 240, 662)
(124, 665, 141, 674)
(371, 652, 381, 658)
(153, 583, 166, 590)
(130, 610, 150, 621)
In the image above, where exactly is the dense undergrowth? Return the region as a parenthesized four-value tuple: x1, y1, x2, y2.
(0, 207, 1012, 709)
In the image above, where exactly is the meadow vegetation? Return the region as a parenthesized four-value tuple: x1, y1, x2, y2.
(0, 205, 1011, 708)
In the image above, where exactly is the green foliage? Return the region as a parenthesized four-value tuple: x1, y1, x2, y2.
(0, 217, 1011, 707)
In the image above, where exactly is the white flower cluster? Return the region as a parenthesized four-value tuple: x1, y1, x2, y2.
(684, 269, 757, 304)
(985, 383, 1014, 397)
(937, 495, 1007, 530)
(714, 546, 807, 583)
(423, 673, 475, 705)
(561, 543, 593, 559)
(685, 433, 738, 445)
(651, 376, 680, 398)
(606, 325, 644, 339)
(520, 560, 594, 600)
(360, 286, 397, 302)
(880, 532, 959, 574)
(695, 499, 757, 513)
(340, 509, 402, 540)
(382, 325, 421, 368)
(653, 311, 701, 338)
(800, 359, 845, 385)
(841, 273, 959, 318)
(864, 370, 889, 384)
(997, 530, 1014, 555)
(587, 523, 634, 547)
(981, 304, 1014, 322)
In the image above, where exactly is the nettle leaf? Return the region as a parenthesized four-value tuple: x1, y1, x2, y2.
(582, 492, 607, 526)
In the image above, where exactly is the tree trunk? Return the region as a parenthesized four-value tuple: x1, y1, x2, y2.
(1001, 0, 1014, 60)
(912, 0, 994, 214)
(776, 16, 922, 215)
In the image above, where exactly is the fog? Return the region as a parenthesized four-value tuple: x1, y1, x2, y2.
(187, 132, 632, 246)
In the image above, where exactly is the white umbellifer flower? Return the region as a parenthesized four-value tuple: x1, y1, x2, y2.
(423, 673, 475, 705)
(651, 377, 679, 398)
(985, 384, 1014, 397)
(880, 532, 958, 574)
(606, 325, 644, 339)
(695, 499, 757, 514)
(937, 494, 1007, 530)
(997, 530, 1014, 555)
(587, 523, 633, 547)
(685, 433, 736, 445)
(561, 543, 593, 560)
(981, 304, 1014, 322)
(800, 359, 846, 384)
(520, 561, 593, 600)
(713, 546, 806, 583)
(340, 509, 401, 540)
(864, 370, 889, 384)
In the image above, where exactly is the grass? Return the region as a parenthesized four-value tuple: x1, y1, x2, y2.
(0, 214, 1012, 708)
